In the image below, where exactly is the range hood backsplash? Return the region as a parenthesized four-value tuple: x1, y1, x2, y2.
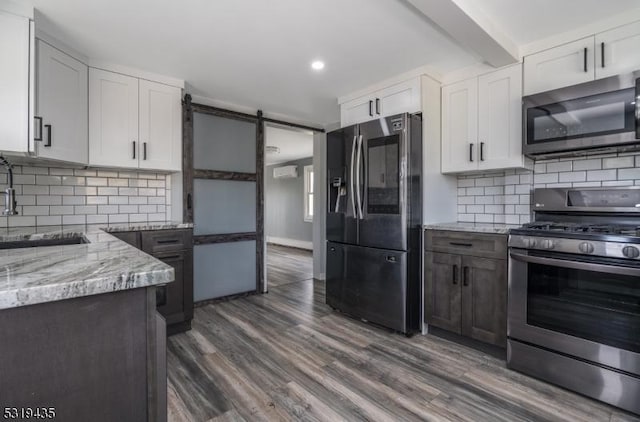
(457, 152, 640, 225)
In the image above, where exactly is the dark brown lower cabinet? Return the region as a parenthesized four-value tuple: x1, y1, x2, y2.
(112, 229, 194, 335)
(425, 230, 507, 347)
(0, 288, 165, 422)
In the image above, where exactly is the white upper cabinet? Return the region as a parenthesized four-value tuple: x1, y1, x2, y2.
(376, 78, 421, 118)
(524, 20, 640, 95)
(89, 68, 182, 171)
(89, 68, 139, 168)
(595, 21, 640, 79)
(138, 79, 182, 171)
(36, 40, 88, 164)
(441, 78, 477, 173)
(341, 95, 374, 128)
(340, 77, 421, 127)
(478, 65, 523, 170)
(523, 37, 595, 95)
(0, 11, 33, 154)
(442, 64, 525, 174)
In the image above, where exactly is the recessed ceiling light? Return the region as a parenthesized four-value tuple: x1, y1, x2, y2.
(311, 60, 325, 71)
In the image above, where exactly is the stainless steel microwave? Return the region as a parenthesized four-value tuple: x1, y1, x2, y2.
(523, 70, 640, 156)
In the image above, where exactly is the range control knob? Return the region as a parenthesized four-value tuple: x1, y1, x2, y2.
(541, 239, 555, 250)
(622, 245, 640, 258)
(523, 238, 537, 248)
(579, 242, 595, 254)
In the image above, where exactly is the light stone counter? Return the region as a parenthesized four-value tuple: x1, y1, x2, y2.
(0, 223, 188, 310)
(424, 222, 519, 235)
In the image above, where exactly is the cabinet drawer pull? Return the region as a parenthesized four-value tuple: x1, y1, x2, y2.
(375, 98, 380, 115)
(143, 142, 147, 160)
(601, 42, 605, 68)
(452, 264, 458, 285)
(369, 100, 373, 117)
(449, 242, 472, 247)
(583, 47, 588, 73)
(133, 141, 136, 159)
(157, 239, 180, 245)
(44, 124, 52, 147)
(480, 142, 485, 161)
(159, 255, 181, 261)
(469, 143, 474, 162)
(463, 266, 469, 286)
(34, 116, 43, 141)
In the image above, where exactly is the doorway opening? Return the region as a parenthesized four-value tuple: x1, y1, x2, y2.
(264, 124, 314, 289)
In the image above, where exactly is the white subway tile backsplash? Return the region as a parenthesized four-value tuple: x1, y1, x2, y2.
(3, 165, 170, 227)
(603, 156, 634, 169)
(587, 169, 616, 181)
(573, 159, 602, 171)
(457, 151, 640, 224)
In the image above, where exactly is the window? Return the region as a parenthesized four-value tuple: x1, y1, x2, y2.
(304, 165, 314, 222)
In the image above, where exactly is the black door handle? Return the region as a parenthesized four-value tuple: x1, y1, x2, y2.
(133, 141, 136, 159)
(469, 143, 474, 162)
(143, 142, 147, 160)
(583, 47, 588, 73)
(34, 116, 43, 141)
(187, 193, 192, 210)
(44, 124, 52, 147)
(368, 100, 373, 117)
(480, 142, 485, 161)
(452, 264, 458, 285)
(463, 267, 469, 286)
(450, 242, 473, 247)
(375, 98, 380, 115)
(601, 42, 605, 68)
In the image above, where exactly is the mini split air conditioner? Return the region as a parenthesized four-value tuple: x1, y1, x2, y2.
(273, 165, 298, 179)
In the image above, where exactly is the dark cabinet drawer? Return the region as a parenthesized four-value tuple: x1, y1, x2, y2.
(425, 230, 507, 260)
(141, 229, 192, 254)
(111, 231, 141, 248)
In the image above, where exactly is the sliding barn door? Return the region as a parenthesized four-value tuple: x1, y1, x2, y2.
(183, 96, 264, 301)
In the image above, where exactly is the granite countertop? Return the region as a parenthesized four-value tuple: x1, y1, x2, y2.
(424, 222, 520, 235)
(0, 223, 191, 310)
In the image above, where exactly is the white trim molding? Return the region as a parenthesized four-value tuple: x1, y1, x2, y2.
(267, 236, 313, 251)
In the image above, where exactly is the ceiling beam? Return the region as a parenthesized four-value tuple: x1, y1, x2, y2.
(405, 0, 519, 67)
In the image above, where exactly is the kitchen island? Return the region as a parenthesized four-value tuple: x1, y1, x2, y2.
(0, 226, 174, 422)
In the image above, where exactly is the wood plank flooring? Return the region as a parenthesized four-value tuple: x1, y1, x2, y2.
(167, 279, 640, 422)
(266, 244, 313, 287)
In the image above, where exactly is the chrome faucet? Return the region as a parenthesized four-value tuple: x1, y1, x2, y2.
(0, 156, 17, 216)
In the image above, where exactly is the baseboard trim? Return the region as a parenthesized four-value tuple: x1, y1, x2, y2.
(267, 236, 313, 251)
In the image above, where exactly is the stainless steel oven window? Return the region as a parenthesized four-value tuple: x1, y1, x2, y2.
(516, 252, 640, 353)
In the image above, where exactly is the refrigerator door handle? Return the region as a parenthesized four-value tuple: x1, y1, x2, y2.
(355, 135, 364, 219)
(350, 135, 357, 217)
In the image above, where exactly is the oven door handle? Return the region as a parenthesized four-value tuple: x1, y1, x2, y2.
(509, 252, 640, 277)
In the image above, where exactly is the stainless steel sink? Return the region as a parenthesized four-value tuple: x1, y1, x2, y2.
(0, 236, 89, 249)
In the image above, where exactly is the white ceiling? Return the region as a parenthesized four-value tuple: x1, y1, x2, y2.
(265, 125, 313, 166)
(26, 0, 477, 126)
(23, 0, 640, 126)
(478, 0, 640, 45)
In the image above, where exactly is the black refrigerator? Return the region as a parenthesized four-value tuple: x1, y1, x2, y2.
(326, 113, 422, 334)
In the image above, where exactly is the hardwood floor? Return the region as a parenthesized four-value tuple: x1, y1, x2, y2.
(266, 244, 313, 287)
(167, 278, 640, 422)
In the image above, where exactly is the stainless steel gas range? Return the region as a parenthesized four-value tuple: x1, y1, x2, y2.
(507, 187, 640, 415)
